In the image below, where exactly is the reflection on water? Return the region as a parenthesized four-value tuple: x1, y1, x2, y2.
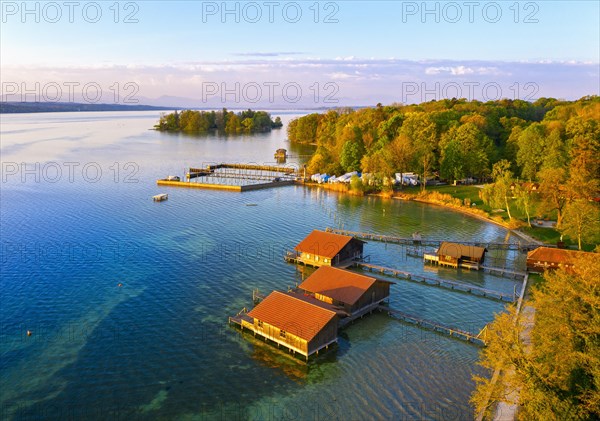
(0, 111, 514, 420)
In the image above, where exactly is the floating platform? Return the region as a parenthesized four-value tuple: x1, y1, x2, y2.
(152, 193, 168, 202)
(157, 179, 295, 192)
(160, 163, 298, 192)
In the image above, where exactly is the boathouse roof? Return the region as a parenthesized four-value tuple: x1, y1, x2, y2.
(527, 247, 594, 265)
(438, 242, 487, 260)
(294, 230, 364, 258)
(247, 291, 337, 342)
(298, 266, 391, 305)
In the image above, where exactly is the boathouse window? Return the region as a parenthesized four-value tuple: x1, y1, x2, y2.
(280, 330, 286, 338)
(257, 320, 263, 329)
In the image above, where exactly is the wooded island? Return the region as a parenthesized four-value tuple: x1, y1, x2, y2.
(154, 108, 282, 134)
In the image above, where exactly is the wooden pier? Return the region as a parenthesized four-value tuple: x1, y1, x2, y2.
(378, 304, 487, 345)
(207, 163, 297, 174)
(356, 263, 516, 302)
(481, 266, 527, 279)
(326, 228, 536, 252)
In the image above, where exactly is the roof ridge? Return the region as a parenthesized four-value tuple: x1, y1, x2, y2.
(274, 290, 338, 316)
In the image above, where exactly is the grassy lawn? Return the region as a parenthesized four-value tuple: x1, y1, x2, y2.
(398, 184, 597, 249)
(521, 225, 563, 244)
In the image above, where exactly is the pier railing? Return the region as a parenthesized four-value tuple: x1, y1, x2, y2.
(357, 262, 517, 302)
(326, 228, 537, 252)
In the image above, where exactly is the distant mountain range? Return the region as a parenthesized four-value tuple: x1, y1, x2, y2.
(0, 98, 366, 114)
(0, 102, 177, 114)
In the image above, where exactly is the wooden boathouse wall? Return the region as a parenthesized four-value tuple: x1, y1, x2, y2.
(241, 315, 338, 358)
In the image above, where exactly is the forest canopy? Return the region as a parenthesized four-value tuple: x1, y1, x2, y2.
(287, 97, 599, 194)
(155, 108, 282, 134)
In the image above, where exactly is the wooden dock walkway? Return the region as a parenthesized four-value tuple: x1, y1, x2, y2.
(326, 228, 536, 252)
(356, 263, 516, 302)
(481, 266, 527, 279)
(378, 304, 487, 345)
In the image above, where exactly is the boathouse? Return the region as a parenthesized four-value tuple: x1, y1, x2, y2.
(241, 291, 338, 359)
(298, 266, 392, 318)
(427, 242, 487, 269)
(291, 230, 365, 267)
(526, 247, 596, 273)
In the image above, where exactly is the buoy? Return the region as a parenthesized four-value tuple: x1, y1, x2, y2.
(118, 283, 123, 287)
(27, 330, 32, 336)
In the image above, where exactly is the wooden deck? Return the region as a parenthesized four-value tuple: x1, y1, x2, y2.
(378, 304, 487, 345)
(157, 179, 295, 192)
(356, 263, 516, 302)
(326, 228, 537, 252)
(283, 252, 356, 269)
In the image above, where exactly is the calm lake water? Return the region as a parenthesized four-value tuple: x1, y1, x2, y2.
(0, 111, 520, 420)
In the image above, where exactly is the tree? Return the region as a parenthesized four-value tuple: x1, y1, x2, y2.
(514, 183, 535, 227)
(241, 117, 254, 132)
(516, 123, 546, 180)
(472, 254, 600, 420)
(340, 139, 365, 172)
(566, 117, 600, 200)
(537, 167, 570, 227)
(272, 116, 283, 128)
(480, 160, 514, 220)
(560, 199, 600, 250)
(225, 114, 241, 133)
(440, 138, 464, 182)
(399, 113, 438, 191)
(349, 175, 365, 193)
(388, 134, 414, 188)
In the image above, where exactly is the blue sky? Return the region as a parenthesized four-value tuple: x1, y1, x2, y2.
(1, 1, 599, 105)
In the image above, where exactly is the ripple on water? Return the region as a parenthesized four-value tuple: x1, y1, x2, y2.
(1, 113, 512, 420)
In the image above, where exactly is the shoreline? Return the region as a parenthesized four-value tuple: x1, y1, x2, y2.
(300, 182, 544, 245)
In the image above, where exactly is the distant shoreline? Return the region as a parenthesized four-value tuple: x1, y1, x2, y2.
(0, 103, 362, 114)
(0, 102, 176, 114)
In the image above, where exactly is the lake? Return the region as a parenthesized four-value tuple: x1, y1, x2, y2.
(0, 111, 520, 420)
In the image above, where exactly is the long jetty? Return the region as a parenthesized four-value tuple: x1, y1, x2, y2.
(356, 262, 516, 302)
(188, 164, 297, 179)
(326, 228, 536, 252)
(378, 304, 487, 345)
(159, 163, 299, 192)
(238, 289, 488, 345)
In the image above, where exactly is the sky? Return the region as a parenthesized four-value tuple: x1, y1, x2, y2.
(1, 0, 599, 106)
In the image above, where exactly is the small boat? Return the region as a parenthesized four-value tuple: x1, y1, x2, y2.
(153, 193, 168, 202)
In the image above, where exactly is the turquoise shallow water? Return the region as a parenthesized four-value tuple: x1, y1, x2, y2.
(0, 111, 517, 420)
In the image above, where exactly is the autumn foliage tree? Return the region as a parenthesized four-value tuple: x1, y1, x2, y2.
(472, 253, 600, 420)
